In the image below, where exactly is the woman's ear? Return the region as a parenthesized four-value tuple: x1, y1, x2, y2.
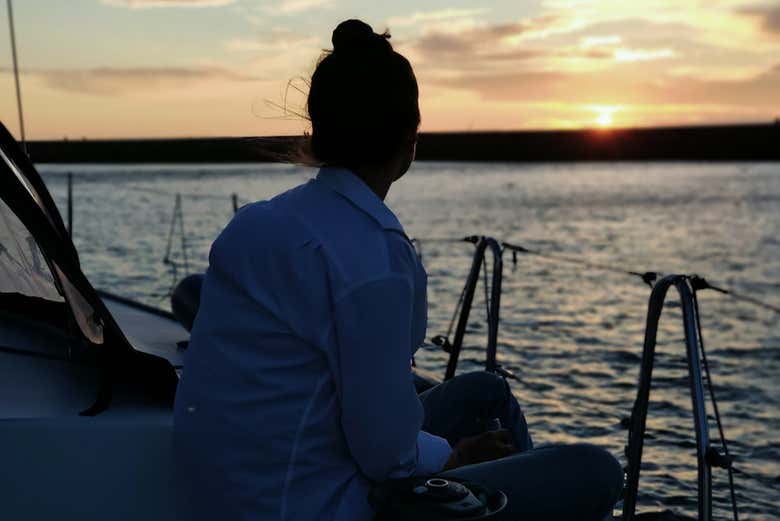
(395, 135, 417, 181)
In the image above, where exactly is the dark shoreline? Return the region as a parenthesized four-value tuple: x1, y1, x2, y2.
(28, 123, 779, 163)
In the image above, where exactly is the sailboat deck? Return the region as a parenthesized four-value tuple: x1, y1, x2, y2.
(101, 291, 188, 368)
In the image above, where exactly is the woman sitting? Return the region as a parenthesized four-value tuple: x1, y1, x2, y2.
(173, 19, 623, 521)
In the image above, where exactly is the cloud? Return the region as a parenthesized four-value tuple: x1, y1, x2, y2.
(738, 3, 780, 35)
(578, 36, 676, 63)
(542, 0, 593, 7)
(412, 14, 774, 82)
(225, 32, 319, 53)
(3, 66, 259, 95)
(563, 16, 776, 76)
(222, 29, 322, 80)
(580, 35, 621, 48)
(613, 48, 675, 62)
(656, 62, 780, 105)
(413, 13, 573, 65)
(243, 0, 332, 22)
(432, 62, 780, 109)
(100, 0, 237, 8)
(387, 8, 489, 28)
(410, 14, 665, 72)
(276, 0, 332, 14)
(407, 10, 777, 127)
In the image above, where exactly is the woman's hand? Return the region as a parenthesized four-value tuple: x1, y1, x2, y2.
(441, 429, 517, 471)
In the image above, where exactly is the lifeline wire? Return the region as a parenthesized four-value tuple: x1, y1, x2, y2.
(411, 235, 777, 321)
(501, 241, 778, 314)
(694, 282, 780, 314)
(123, 184, 241, 202)
(502, 241, 659, 288)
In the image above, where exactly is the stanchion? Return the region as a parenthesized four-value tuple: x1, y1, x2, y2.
(67, 172, 73, 237)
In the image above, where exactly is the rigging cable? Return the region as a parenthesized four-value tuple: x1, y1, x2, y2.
(6, 0, 26, 154)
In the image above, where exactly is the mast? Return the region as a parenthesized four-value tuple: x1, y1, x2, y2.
(6, 0, 26, 153)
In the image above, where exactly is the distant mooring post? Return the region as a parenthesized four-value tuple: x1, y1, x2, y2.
(232, 193, 238, 214)
(67, 172, 73, 237)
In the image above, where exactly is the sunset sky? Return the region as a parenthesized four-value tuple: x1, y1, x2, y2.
(1, 0, 779, 139)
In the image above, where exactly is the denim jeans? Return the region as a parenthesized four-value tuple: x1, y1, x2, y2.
(419, 371, 624, 521)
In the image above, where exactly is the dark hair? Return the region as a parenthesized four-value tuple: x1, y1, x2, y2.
(305, 19, 420, 168)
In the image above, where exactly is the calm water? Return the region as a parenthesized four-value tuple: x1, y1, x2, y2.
(39, 161, 780, 519)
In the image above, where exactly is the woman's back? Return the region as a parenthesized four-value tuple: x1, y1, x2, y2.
(173, 168, 428, 521)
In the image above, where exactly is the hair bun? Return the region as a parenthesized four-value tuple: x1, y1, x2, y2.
(332, 19, 391, 53)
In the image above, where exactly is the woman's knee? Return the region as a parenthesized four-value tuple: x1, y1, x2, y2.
(455, 371, 509, 403)
(565, 443, 624, 504)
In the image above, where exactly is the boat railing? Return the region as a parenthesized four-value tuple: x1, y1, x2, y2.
(622, 274, 717, 521)
(431, 236, 505, 381)
(427, 237, 732, 521)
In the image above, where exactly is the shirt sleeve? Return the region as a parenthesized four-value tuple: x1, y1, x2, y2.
(333, 274, 452, 481)
(416, 430, 453, 475)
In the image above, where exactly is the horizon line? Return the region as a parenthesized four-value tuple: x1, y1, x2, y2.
(21, 119, 780, 143)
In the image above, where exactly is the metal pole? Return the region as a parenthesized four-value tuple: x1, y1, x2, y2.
(6, 0, 27, 153)
(445, 237, 487, 380)
(177, 194, 189, 274)
(622, 275, 712, 521)
(681, 281, 713, 521)
(483, 238, 503, 373)
(67, 172, 73, 237)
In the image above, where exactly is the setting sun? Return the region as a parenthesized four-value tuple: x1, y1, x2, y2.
(589, 105, 620, 128)
(596, 111, 613, 127)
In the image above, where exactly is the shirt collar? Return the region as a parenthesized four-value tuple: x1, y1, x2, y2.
(315, 167, 404, 233)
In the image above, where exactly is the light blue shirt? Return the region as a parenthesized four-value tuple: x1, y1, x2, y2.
(173, 167, 452, 521)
